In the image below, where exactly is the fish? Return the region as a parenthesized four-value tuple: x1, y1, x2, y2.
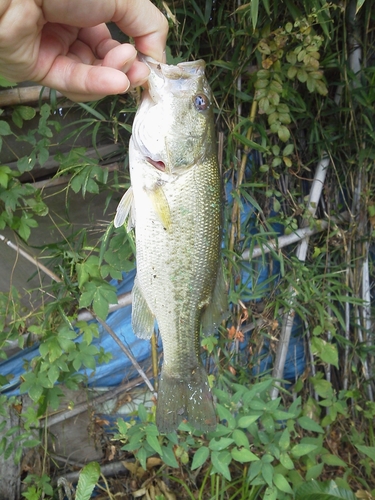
(114, 56, 226, 433)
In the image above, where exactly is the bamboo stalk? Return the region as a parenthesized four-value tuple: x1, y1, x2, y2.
(228, 100, 258, 260)
(362, 242, 372, 348)
(270, 155, 329, 399)
(0, 85, 63, 107)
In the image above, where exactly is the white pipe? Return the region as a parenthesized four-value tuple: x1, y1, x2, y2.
(270, 155, 329, 399)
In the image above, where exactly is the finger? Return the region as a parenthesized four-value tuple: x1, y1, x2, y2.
(114, 2, 168, 62)
(41, 57, 130, 101)
(124, 58, 150, 88)
(43, 0, 168, 61)
(101, 43, 137, 73)
(77, 25, 119, 58)
(69, 39, 97, 65)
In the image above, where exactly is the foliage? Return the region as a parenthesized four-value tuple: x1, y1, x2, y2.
(75, 462, 101, 500)
(0, 0, 374, 498)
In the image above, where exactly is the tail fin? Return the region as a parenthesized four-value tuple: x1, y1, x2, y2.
(155, 365, 216, 433)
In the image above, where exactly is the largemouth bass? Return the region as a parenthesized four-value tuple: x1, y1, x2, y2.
(114, 56, 225, 433)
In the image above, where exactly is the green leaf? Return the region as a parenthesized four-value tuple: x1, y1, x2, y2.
(280, 451, 294, 470)
(310, 377, 334, 399)
(262, 462, 273, 487)
(0, 171, 9, 188)
(231, 447, 259, 463)
(209, 437, 234, 451)
(238, 414, 261, 428)
(356, 0, 366, 14)
(16, 105, 36, 121)
(22, 438, 41, 448)
(295, 479, 356, 500)
(216, 403, 236, 428)
(17, 215, 38, 241)
(77, 256, 101, 287)
(0, 437, 6, 455)
(264, 486, 277, 500)
(78, 102, 106, 120)
(0, 75, 15, 87)
(315, 79, 328, 96)
(321, 454, 347, 467)
(291, 443, 318, 457)
(298, 416, 324, 433)
(306, 462, 324, 481)
(191, 446, 210, 469)
(17, 155, 36, 173)
(278, 428, 290, 450)
(79, 280, 118, 320)
(0, 120, 11, 136)
(278, 125, 290, 142)
(251, 0, 259, 30)
(136, 447, 148, 470)
(211, 450, 231, 481)
(75, 461, 101, 500)
(232, 429, 250, 449)
(356, 445, 375, 462)
(146, 434, 163, 455)
(232, 132, 269, 152)
(160, 444, 179, 468)
(311, 337, 339, 368)
(282, 143, 294, 156)
(273, 473, 293, 494)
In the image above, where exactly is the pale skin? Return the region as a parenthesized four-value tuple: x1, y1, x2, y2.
(0, 0, 168, 101)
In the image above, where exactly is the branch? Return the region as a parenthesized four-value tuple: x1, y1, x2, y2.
(95, 316, 155, 394)
(0, 233, 61, 282)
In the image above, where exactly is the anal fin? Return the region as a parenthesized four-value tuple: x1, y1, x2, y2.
(201, 263, 229, 336)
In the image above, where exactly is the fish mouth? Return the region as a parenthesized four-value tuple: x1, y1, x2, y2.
(138, 54, 206, 85)
(146, 156, 166, 172)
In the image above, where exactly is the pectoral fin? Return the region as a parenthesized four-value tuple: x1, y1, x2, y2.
(132, 275, 155, 339)
(114, 187, 135, 230)
(201, 263, 229, 335)
(146, 184, 171, 230)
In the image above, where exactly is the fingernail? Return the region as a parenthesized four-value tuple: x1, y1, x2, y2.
(120, 80, 131, 94)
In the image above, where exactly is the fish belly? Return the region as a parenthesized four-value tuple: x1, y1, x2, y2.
(131, 152, 221, 432)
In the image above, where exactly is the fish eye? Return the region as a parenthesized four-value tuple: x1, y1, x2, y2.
(193, 94, 210, 111)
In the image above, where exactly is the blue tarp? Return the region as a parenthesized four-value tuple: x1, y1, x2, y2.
(1, 174, 307, 396)
(1, 269, 153, 396)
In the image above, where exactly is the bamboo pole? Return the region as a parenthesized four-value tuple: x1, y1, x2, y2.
(270, 155, 329, 399)
(0, 86, 63, 107)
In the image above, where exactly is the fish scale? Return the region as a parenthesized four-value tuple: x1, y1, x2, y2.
(114, 56, 226, 433)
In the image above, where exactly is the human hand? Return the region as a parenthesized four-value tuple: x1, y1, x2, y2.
(0, 0, 168, 101)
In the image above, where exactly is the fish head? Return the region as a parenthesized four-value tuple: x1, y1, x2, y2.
(132, 56, 216, 175)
